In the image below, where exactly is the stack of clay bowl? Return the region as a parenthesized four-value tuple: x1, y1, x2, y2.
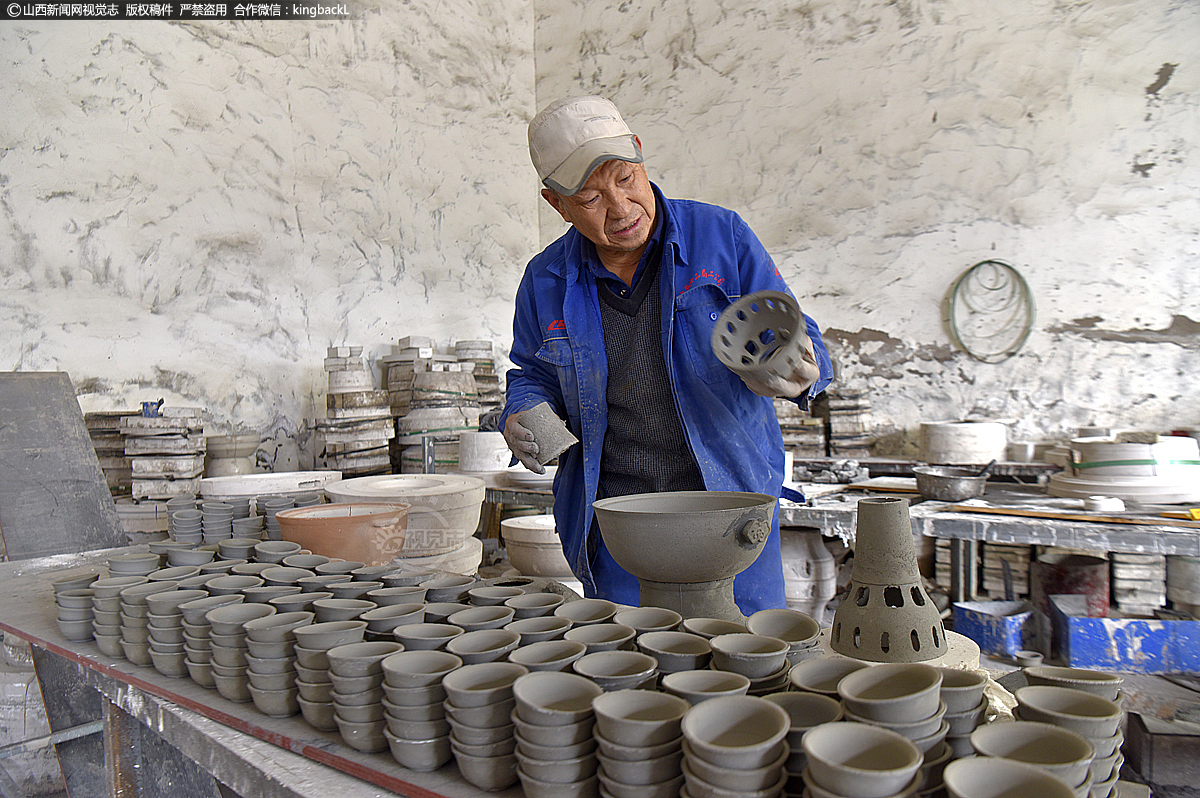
(1014, 677, 1125, 798)
(506, 616, 575, 648)
(145, 588, 208, 678)
(970, 721, 1097, 798)
(119, 580, 180, 666)
(447, 629, 522, 665)
(206, 603, 277, 702)
(201, 501, 235, 544)
(761, 691, 844, 789)
(564, 622, 637, 654)
(261, 496, 295, 540)
(837, 663, 951, 758)
(179, 593, 245, 687)
(292, 620, 368, 730)
(443, 661, 528, 791)
(572, 649, 659, 692)
(511, 671, 604, 798)
(941, 757, 1078, 798)
(637, 631, 712, 682)
(327, 640, 404, 753)
(660, 669, 751, 707)
(800, 721, 924, 798)
(90, 576, 148, 658)
(243, 611, 314, 718)
(108, 551, 162, 579)
(394, 622, 466, 652)
(934, 667, 989, 763)
(788, 655, 868, 698)
(680, 694, 791, 798)
(55, 583, 97, 643)
(254, 540, 301, 565)
(170, 508, 203, 544)
(745, 608, 822, 666)
(709, 632, 792, 696)
(230, 515, 265, 540)
(380, 649, 462, 772)
(593, 689, 689, 798)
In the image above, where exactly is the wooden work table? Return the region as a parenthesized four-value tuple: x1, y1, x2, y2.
(0, 547, 521, 798)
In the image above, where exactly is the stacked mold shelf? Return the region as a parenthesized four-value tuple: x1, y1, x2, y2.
(315, 345, 393, 477)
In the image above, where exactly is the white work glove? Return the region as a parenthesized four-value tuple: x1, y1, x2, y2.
(741, 333, 821, 398)
(503, 411, 546, 474)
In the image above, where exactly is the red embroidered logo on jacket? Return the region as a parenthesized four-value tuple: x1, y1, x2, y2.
(547, 320, 566, 331)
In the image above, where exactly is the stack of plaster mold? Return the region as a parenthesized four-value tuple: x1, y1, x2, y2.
(920, 420, 1008, 465)
(980, 542, 1032, 598)
(316, 346, 392, 477)
(826, 389, 875, 458)
(204, 433, 261, 477)
(1167, 554, 1200, 617)
(779, 530, 837, 622)
(454, 339, 503, 417)
(86, 410, 135, 492)
(396, 369, 480, 476)
(324, 474, 487, 575)
(114, 498, 170, 544)
(1047, 432, 1200, 504)
(1110, 552, 1166, 615)
(773, 398, 826, 458)
(123, 407, 207, 500)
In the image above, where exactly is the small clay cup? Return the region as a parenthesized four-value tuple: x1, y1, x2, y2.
(448, 605, 516, 632)
(563, 622, 636, 653)
(571, 650, 658, 691)
(969, 720, 1095, 787)
(937, 667, 990, 713)
(837, 662, 944, 723)
(592, 688, 690, 748)
(512, 670, 603, 726)
(205, 603, 276, 635)
(393, 622, 465, 651)
(505, 592, 566, 619)
(326, 641, 404, 678)
(553, 598, 618, 626)
(682, 694, 790, 770)
(1023, 666, 1123, 702)
(661, 669, 750, 705)
(508, 640, 588, 673)
(789, 655, 870, 697)
(637, 631, 712, 672)
(802, 721, 923, 798)
(613, 606, 683, 634)
(941, 756, 1077, 798)
(291, 620, 367, 651)
(442, 661, 529, 708)
(505, 616, 573, 645)
(445, 629, 520, 665)
(381, 649, 463, 689)
(709, 633, 790, 680)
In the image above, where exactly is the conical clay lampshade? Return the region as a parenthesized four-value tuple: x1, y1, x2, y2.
(831, 497, 947, 662)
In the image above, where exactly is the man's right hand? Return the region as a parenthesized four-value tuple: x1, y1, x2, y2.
(503, 411, 545, 474)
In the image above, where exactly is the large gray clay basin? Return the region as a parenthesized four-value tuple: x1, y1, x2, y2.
(592, 491, 775, 584)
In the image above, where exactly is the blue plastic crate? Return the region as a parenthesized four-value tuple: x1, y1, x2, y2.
(952, 600, 1034, 657)
(1051, 594, 1200, 674)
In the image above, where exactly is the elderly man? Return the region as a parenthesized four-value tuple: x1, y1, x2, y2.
(502, 95, 833, 614)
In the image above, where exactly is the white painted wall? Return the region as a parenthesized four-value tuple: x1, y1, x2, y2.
(1, 0, 1197, 462)
(534, 0, 1200, 451)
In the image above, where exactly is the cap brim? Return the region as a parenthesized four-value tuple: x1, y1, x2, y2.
(543, 135, 643, 196)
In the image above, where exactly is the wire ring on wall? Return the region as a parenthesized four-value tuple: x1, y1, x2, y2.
(948, 259, 1035, 363)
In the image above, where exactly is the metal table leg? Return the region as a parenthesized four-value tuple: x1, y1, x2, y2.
(949, 538, 979, 603)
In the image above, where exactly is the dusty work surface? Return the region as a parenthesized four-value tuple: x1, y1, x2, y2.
(0, 546, 522, 798)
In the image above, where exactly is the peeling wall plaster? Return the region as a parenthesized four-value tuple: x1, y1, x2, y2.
(0, 0, 1197, 465)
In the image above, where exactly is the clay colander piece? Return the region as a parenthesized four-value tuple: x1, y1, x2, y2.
(837, 663, 943, 724)
(710, 290, 808, 383)
(592, 491, 777, 622)
(941, 756, 1077, 798)
(802, 721, 923, 798)
(680, 694, 790, 770)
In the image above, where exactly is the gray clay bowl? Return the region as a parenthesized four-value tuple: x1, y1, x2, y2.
(205, 603, 276, 635)
(326, 641, 404, 678)
(381, 649, 463, 689)
(505, 616, 573, 645)
(291, 620, 367, 651)
(360, 603, 426, 633)
(205, 575, 264, 596)
(313, 598, 376, 623)
(243, 611, 315, 643)
(393, 623, 465, 651)
(178, 594, 244, 625)
(90, 576, 149, 599)
(260, 566, 316, 586)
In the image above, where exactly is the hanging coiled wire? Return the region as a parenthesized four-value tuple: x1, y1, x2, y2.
(947, 259, 1035, 363)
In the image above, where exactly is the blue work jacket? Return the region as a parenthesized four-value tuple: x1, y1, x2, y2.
(502, 184, 834, 612)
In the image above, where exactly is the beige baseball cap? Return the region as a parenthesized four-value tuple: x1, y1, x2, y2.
(528, 95, 643, 196)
